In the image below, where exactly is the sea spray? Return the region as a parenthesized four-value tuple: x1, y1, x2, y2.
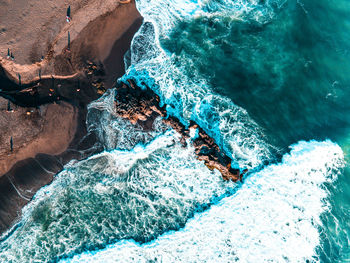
(87, 89, 169, 150)
(63, 140, 345, 263)
(120, 0, 284, 170)
(0, 130, 236, 262)
(0, 0, 348, 262)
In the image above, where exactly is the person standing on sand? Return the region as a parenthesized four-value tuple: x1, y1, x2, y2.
(7, 101, 12, 112)
(10, 137, 13, 152)
(66, 5, 71, 22)
(7, 48, 10, 59)
(67, 31, 71, 52)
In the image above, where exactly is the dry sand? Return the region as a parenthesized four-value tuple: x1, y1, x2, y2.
(0, 0, 141, 84)
(0, 0, 142, 233)
(0, 97, 77, 176)
(0, 0, 142, 176)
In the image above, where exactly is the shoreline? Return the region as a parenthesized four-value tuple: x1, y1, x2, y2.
(0, 0, 243, 236)
(0, 0, 142, 233)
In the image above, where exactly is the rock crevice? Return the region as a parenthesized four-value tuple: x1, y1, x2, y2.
(115, 80, 246, 181)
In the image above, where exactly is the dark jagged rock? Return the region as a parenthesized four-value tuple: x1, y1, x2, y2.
(115, 80, 247, 181)
(115, 80, 165, 130)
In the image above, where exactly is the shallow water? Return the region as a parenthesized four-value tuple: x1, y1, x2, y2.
(1, 0, 350, 262)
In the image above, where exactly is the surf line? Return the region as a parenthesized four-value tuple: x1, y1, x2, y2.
(115, 79, 248, 182)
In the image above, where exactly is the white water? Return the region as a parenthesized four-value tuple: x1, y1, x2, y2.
(0, 130, 236, 262)
(120, 0, 283, 170)
(87, 89, 169, 150)
(64, 140, 345, 263)
(0, 0, 346, 262)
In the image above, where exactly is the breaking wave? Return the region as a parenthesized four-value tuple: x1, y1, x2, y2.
(0, 128, 236, 262)
(0, 0, 347, 262)
(120, 0, 285, 170)
(63, 140, 345, 263)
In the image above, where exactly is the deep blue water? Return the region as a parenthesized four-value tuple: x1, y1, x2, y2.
(0, 0, 350, 262)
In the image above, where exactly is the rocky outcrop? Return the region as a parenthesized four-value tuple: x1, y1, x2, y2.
(115, 80, 246, 181)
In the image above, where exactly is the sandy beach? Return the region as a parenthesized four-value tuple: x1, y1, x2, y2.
(0, 0, 141, 84)
(0, 98, 77, 176)
(0, 0, 142, 233)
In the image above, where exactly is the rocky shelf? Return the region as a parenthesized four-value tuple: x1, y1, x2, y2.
(115, 79, 247, 181)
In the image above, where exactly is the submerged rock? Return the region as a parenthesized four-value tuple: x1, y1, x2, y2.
(115, 79, 246, 181)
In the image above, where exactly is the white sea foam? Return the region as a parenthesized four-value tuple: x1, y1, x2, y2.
(0, 131, 235, 262)
(87, 89, 169, 150)
(120, 0, 282, 169)
(0, 1, 343, 262)
(63, 140, 344, 263)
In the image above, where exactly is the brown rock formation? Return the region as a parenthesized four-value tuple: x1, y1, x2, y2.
(115, 80, 246, 181)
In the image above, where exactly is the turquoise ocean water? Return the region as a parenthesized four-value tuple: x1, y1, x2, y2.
(0, 0, 350, 262)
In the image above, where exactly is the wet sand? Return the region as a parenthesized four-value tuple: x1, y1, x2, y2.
(0, 0, 142, 233)
(0, 0, 141, 85)
(0, 98, 77, 176)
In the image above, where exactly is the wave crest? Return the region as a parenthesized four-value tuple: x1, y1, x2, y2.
(64, 140, 345, 263)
